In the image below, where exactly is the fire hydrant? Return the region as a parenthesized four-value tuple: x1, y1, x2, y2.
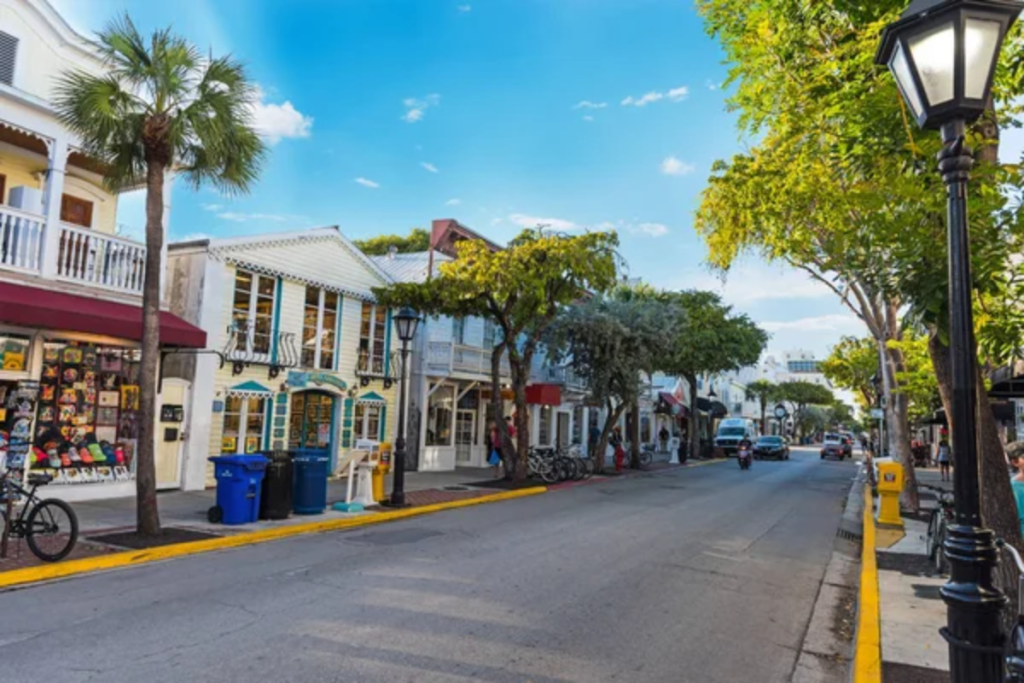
(876, 461, 904, 528)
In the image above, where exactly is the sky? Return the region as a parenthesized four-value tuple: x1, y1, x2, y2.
(51, 0, 872, 360)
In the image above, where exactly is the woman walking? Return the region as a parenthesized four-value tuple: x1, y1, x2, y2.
(488, 421, 503, 478)
(936, 438, 952, 482)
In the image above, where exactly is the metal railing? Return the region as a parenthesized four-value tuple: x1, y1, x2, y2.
(424, 341, 510, 378)
(57, 223, 146, 294)
(0, 206, 44, 273)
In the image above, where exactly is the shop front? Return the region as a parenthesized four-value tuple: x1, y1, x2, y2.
(0, 281, 206, 501)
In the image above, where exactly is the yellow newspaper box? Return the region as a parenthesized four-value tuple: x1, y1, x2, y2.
(371, 465, 385, 502)
(876, 461, 904, 527)
(377, 443, 393, 475)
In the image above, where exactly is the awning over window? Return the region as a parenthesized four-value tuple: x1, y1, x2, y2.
(227, 381, 273, 398)
(696, 397, 728, 418)
(0, 281, 206, 348)
(655, 391, 688, 417)
(356, 392, 387, 406)
(526, 383, 562, 406)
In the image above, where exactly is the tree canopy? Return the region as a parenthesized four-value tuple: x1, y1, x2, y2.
(353, 228, 431, 256)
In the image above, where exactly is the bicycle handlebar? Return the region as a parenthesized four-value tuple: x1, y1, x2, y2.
(998, 539, 1024, 575)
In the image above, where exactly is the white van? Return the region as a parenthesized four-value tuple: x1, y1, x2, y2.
(715, 418, 759, 455)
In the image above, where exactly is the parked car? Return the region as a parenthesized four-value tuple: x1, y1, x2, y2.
(821, 432, 851, 460)
(753, 435, 790, 460)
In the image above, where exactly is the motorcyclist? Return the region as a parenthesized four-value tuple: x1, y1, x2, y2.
(737, 436, 753, 462)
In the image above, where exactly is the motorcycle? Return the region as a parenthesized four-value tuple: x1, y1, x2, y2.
(737, 446, 752, 470)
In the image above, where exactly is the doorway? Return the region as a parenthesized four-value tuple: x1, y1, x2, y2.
(289, 392, 335, 455)
(557, 412, 570, 449)
(455, 409, 475, 465)
(157, 379, 189, 490)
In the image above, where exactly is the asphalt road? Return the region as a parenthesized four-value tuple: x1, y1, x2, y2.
(0, 447, 855, 683)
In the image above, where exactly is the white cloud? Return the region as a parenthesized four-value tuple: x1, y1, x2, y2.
(402, 94, 441, 123)
(250, 88, 313, 144)
(706, 79, 719, 91)
(621, 85, 689, 107)
(508, 213, 581, 232)
(201, 203, 224, 212)
(573, 100, 607, 110)
(661, 156, 696, 176)
(457, 4, 471, 11)
(421, 162, 439, 173)
(445, 198, 462, 206)
(176, 232, 212, 242)
(677, 265, 836, 306)
(216, 212, 301, 223)
(760, 314, 862, 333)
(582, 115, 594, 122)
(355, 177, 380, 189)
(631, 222, 669, 237)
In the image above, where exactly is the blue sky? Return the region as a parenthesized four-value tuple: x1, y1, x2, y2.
(53, 0, 869, 359)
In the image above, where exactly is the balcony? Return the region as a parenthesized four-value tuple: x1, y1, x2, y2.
(539, 365, 587, 391)
(425, 341, 510, 379)
(0, 206, 147, 296)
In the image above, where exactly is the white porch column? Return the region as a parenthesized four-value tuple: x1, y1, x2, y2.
(39, 136, 68, 279)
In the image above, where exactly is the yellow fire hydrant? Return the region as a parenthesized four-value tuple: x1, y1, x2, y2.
(876, 461, 904, 528)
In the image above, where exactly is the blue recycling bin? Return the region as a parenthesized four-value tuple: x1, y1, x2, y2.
(292, 450, 330, 515)
(208, 455, 269, 525)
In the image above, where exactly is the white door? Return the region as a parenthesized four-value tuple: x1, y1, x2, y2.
(157, 379, 189, 490)
(455, 410, 475, 464)
(557, 412, 570, 449)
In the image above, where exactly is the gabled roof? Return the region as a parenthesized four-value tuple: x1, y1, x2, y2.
(371, 250, 451, 284)
(169, 226, 394, 301)
(430, 219, 504, 257)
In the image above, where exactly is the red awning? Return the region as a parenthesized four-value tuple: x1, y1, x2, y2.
(657, 391, 689, 417)
(0, 281, 206, 348)
(526, 383, 562, 406)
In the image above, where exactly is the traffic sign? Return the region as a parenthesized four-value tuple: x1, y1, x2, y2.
(870, 408, 884, 419)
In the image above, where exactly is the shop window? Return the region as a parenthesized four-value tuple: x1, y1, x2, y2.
(221, 394, 266, 454)
(483, 319, 495, 348)
(232, 269, 276, 357)
(354, 403, 382, 441)
(452, 317, 465, 345)
(0, 333, 30, 373)
(302, 286, 340, 370)
(359, 302, 388, 375)
(288, 393, 333, 449)
(8, 341, 143, 485)
(60, 194, 93, 228)
(426, 384, 454, 446)
(538, 406, 552, 446)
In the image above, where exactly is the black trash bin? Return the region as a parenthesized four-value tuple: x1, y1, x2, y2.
(259, 450, 294, 520)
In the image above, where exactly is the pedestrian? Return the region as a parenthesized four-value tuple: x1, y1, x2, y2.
(588, 424, 601, 458)
(659, 425, 670, 454)
(488, 421, 502, 478)
(936, 438, 952, 482)
(1010, 453, 1024, 538)
(505, 415, 517, 443)
(610, 426, 625, 471)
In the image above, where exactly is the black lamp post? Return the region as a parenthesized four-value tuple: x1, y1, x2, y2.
(389, 307, 421, 508)
(877, 2, 1021, 680)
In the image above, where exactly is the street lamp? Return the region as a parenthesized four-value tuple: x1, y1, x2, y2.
(877, 2, 1021, 680)
(388, 307, 421, 507)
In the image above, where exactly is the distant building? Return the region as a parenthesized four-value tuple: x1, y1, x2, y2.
(766, 349, 834, 390)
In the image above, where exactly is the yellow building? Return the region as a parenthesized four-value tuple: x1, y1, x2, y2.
(165, 228, 399, 490)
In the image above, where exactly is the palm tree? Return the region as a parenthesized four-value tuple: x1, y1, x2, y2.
(54, 16, 265, 536)
(745, 379, 778, 435)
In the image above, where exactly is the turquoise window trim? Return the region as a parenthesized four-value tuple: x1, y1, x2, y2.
(383, 308, 393, 376)
(270, 277, 283, 364)
(262, 396, 273, 449)
(334, 296, 343, 372)
(379, 405, 387, 442)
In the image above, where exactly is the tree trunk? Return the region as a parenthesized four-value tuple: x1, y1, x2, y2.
(759, 402, 767, 436)
(489, 341, 514, 475)
(688, 375, 701, 460)
(136, 160, 164, 536)
(929, 333, 1021, 633)
(594, 400, 626, 474)
(628, 400, 640, 468)
(883, 341, 920, 512)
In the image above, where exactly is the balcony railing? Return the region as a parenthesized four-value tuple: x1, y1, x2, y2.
(425, 341, 510, 378)
(0, 207, 148, 297)
(57, 223, 146, 294)
(0, 206, 44, 272)
(539, 365, 587, 391)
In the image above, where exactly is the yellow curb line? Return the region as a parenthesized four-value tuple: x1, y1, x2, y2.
(853, 484, 882, 683)
(0, 486, 546, 591)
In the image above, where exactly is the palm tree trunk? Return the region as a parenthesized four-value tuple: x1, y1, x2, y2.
(137, 160, 164, 536)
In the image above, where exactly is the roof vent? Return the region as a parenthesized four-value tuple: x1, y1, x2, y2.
(0, 31, 17, 86)
(387, 245, 398, 259)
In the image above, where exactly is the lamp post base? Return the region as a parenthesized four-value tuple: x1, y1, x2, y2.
(940, 524, 1006, 682)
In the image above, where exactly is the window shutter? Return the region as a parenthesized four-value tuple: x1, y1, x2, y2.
(0, 32, 17, 86)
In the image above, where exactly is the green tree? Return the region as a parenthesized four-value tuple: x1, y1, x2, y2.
(658, 290, 768, 461)
(546, 293, 684, 472)
(353, 228, 430, 256)
(744, 379, 778, 434)
(375, 228, 621, 479)
(821, 337, 880, 414)
(827, 402, 855, 429)
(55, 17, 265, 536)
(776, 381, 835, 439)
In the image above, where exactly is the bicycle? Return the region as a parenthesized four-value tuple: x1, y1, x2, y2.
(998, 539, 1024, 680)
(922, 483, 954, 576)
(0, 470, 79, 562)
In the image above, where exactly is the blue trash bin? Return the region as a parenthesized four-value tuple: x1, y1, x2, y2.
(208, 455, 269, 525)
(292, 450, 330, 515)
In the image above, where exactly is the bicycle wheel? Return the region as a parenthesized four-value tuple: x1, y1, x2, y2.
(25, 499, 78, 562)
(934, 521, 948, 575)
(540, 462, 559, 484)
(926, 510, 940, 562)
(640, 450, 653, 468)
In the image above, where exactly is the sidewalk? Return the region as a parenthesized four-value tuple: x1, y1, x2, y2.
(861, 466, 950, 683)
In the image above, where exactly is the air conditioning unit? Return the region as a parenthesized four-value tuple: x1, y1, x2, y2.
(8, 186, 43, 215)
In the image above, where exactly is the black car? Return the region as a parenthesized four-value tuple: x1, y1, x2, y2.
(753, 435, 790, 460)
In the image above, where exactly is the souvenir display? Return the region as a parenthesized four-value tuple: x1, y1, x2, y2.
(0, 335, 29, 372)
(33, 342, 141, 486)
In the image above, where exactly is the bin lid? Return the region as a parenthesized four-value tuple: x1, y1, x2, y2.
(209, 454, 269, 470)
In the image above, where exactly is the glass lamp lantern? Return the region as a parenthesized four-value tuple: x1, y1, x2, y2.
(393, 307, 421, 343)
(876, 0, 1021, 130)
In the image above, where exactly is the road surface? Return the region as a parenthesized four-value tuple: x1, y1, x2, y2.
(0, 447, 855, 683)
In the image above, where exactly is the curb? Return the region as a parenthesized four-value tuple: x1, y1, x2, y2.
(0, 486, 546, 591)
(853, 483, 882, 682)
